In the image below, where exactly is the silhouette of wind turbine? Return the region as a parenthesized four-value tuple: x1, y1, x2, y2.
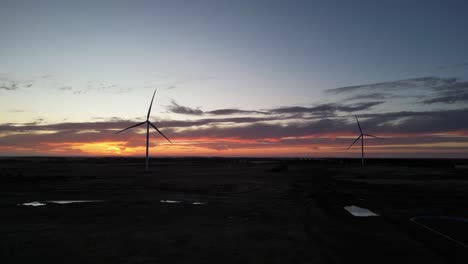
(116, 89, 172, 172)
(347, 115, 383, 166)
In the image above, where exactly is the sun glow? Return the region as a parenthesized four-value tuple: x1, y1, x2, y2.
(44, 141, 140, 155)
(2, 130, 468, 157)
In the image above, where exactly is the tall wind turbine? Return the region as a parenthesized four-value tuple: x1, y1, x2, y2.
(116, 89, 172, 172)
(347, 115, 383, 166)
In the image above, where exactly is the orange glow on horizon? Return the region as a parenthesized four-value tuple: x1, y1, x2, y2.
(45, 141, 137, 155)
(1, 130, 468, 157)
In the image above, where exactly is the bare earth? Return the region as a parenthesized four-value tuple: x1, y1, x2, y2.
(1, 158, 467, 263)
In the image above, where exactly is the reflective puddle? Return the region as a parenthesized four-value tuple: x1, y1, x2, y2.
(19, 200, 103, 206)
(48, 200, 102, 204)
(344, 205, 379, 217)
(160, 200, 206, 205)
(20, 199, 206, 206)
(21, 201, 47, 207)
(160, 200, 181, 204)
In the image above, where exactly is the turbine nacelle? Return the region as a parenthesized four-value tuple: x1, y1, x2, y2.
(115, 120, 172, 144)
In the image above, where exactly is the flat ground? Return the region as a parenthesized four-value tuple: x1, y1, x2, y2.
(0, 158, 467, 263)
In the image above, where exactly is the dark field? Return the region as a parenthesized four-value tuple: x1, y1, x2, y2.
(1, 157, 468, 263)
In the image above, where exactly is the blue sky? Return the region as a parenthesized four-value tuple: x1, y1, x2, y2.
(1, 0, 468, 157)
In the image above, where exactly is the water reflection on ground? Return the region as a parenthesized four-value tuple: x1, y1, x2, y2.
(20, 199, 207, 206)
(160, 200, 206, 205)
(48, 200, 103, 204)
(344, 205, 379, 217)
(21, 201, 47, 207)
(19, 200, 103, 206)
(160, 200, 181, 204)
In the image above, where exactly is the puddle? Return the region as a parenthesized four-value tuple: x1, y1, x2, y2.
(159, 200, 206, 205)
(160, 200, 181, 204)
(21, 202, 46, 207)
(344, 205, 379, 217)
(47, 200, 102, 204)
(21, 199, 205, 206)
(19, 200, 103, 206)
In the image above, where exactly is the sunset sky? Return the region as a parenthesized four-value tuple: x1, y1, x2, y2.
(1, 0, 468, 158)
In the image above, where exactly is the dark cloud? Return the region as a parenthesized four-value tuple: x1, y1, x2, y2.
(0, 81, 18, 91)
(0, 117, 342, 143)
(422, 90, 468, 104)
(154, 107, 468, 140)
(432, 80, 468, 91)
(206, 109, 267, 115)
(0, 77, 36, 91)
(165, 119, 346, 140)
(2, 73, 468, 156)
(270, 106, 327, 114)
(59, 86, 73, 91)
(326, 76, 468, 106)
(1, 102, 466, 142)
(0, 116, 280, 134)
(1, 106, 468, 156)
(326, 76, 457, 94)
(356, 108, 468, 134)
(168, 101, 383, 117)
(416, 80, 468, 104)
(270, 102, 383, 115)
(159, 116, 281, 128)
(167, 100, 204, 115)
(35, 118, 45, 123)
(339, 102, 384, 112)
(346, 92, 393, 100)
(167, 100, 266, 116)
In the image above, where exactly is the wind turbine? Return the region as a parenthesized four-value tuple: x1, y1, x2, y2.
(116, 89, 172, 172)
(347, 115, 383, 166)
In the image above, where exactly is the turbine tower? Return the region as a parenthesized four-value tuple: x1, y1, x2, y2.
(347, 115, 383, 166)
(116, 89, 172, 172)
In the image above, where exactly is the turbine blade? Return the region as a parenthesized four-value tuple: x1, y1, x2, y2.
(115, 121, 146, 134)
(347, 135, 362, 150)
(355, 115, 363, 134)
(149, 122, 172, 143)
(364, 134, 384, 139)
(147, 88, 158, 120)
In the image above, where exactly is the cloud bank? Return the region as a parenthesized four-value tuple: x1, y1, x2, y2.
(1, 76, 468, 157)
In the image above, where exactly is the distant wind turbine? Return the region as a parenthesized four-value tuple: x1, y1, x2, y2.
(347, 115, 383, 166)
(116, 89, 172, 172)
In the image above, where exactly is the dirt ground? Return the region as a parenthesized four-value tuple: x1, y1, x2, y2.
(0, 158, 467, 263)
